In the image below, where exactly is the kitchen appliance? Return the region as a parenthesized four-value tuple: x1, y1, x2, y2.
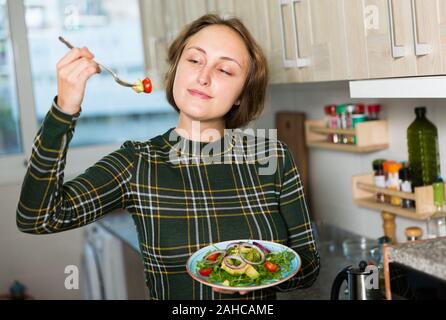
(330, 261, 384, 300)
(81, 224, 128, 299)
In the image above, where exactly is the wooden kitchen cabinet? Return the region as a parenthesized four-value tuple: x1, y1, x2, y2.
(137, 0, 446, 89)
(233, 0, 273, 73)
(362, 0, 416, 78)
(360, 0, 441, 79)
(266, 0, 355, 83)
(264, 0, 446, 83)
(309, 0, 350, 81)
(413, 0, 442, 76)
(266, 0, 310, 84)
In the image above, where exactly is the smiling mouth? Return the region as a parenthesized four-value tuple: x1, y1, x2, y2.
(188, 89, 212, 100)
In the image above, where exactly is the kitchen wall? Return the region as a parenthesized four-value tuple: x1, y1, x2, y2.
(259, 81, 446, 243)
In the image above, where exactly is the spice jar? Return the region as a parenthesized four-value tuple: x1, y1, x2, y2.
(388, 162, 402, 206)
(336, 104, 348, 144)
(368, 104, 381, 121)
(399, 166, 415, 208)
(372, 159, 386, 203)
(324, 104, 338, 143)
(383, 161, 395, 203)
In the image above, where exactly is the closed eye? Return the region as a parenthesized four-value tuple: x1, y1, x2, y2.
(219, 69, 231, 76)
(188, 59, 199, 64)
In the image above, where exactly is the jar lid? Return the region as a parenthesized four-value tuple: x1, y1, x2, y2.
(383, 160, 396, 172)
(405, 227, 422, 239)
(346, 104, 356, 113)
(372, 159, 386, 171)
(388, 162, 402, 173)
(324, 104, 337, 114)
(355, 104, 365, 114)
(336, 104, 346, 113)
(399, 166, 411, 180)
(368, 104, 381, 113)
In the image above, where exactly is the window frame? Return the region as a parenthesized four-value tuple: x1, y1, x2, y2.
(0, 0, 145, 186)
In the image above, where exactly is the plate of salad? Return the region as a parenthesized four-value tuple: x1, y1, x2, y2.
(186, 240, 301, 292)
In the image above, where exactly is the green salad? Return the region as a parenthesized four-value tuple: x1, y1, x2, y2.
(196, 241, 295, 287)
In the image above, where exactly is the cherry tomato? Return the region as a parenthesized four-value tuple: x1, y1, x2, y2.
(142, 77, 152, 93)
(264, 261, 279, 273)
(198, 268, 213, 277)
(206, 252, 221, 261)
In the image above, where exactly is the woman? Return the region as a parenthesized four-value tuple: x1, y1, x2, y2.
(16, 14, 319, 300)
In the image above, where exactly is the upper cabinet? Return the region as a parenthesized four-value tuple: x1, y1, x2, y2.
(354, 0, 442, 79)
(138, 0, 446, 88)
(265, 0, 446, 83)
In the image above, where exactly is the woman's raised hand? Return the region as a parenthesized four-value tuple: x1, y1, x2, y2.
(56, 47, 100, 115)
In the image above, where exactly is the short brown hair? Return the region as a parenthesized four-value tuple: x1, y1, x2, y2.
(164, 14, 269, 129)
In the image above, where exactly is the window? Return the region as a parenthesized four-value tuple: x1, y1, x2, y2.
(24, 0, 177, 147)
(0, 0, 22, 156)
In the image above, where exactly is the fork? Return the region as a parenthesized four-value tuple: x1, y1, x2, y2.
(58, 36, 134, 87)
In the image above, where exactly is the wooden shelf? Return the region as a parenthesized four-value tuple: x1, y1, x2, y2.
(356, 182, 416, 200)
(309, 126, 356, 135)
(352, 173, 445, 221)
(353, 198, 430, 220)
(305, 119, 389, 153)
(307, 141, 389, 153)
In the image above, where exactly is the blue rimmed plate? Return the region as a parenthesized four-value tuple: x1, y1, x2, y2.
(186, 240, 301, 292)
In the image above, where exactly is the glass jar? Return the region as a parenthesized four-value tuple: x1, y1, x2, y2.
(426, 179, 446, 239)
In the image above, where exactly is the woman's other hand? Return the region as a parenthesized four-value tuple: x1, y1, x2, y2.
(56, 47, 101, 115)
(212, 287, 248, 295)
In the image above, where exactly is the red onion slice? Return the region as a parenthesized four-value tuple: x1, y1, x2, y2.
(239, 243, 265, 265)
(223, 255, 247, 270)
(253, 241, 271, 254)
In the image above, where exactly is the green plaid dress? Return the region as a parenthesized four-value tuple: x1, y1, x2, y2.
(17, 97, 320, 300)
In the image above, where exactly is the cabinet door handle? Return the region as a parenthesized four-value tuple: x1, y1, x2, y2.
(278, 0, 309, 68)
(291, 0, 309, 67)
(410, 0, 431, 56)
(387, 0, 406, 58)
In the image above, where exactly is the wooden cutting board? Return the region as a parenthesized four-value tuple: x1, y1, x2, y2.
(275, 112, 309, 197)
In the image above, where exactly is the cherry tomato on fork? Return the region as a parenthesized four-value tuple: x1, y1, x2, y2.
(142, 77, 152, 93)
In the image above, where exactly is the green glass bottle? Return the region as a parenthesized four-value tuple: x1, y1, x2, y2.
(407, 106, 441, 187)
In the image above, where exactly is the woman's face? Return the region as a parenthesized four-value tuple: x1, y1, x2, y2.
(173, 25, 250, 124)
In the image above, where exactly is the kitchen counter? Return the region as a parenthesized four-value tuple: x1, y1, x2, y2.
(387, 237, 446, 281)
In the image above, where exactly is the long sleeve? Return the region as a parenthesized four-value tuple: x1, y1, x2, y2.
(272, 142, 320, 292)
(16, 96, 136, 234)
